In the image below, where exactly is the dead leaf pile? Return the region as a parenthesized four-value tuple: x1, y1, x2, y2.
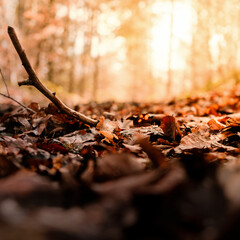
(1, 88, 240, 239)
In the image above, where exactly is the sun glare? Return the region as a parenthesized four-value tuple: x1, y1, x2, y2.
(151, 1, 193, 75)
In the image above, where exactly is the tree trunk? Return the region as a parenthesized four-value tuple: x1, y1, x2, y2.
(92, 55, 99, 101)
(166, 0, 174, 96)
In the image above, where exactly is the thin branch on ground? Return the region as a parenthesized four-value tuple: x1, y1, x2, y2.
(7, 26, 98, 127)
(0, 68, 36, 113)
(0, 92, 36, 113)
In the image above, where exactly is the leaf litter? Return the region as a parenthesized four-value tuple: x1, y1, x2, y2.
(1, 88, 240, 239)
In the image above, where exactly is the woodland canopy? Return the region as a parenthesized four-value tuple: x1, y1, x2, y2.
(1, 0, 240, 102)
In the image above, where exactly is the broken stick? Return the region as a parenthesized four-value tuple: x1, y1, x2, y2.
(8, 26, 98, 126)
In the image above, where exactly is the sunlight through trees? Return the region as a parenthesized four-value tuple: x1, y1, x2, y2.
(1, 0, 240, 102)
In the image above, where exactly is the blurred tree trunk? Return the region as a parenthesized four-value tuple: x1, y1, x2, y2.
(166, 0, 174, 96)
(116, 0, 153, 101)
(91, 7, 100, 101)
(46, 0, 56, 83)
(190, 0, 199, 89)
(16, 1, 26, 31)
(191, 0, 213, 90)
(47, 61, 54, 83)
(93, 55, 99, 100)
(69, 56, 76, 93)
(78, 4, 94, 97)
(79, 49, 87, 96)
(190, 37, 197, 89)
(34, 42, 43, 72)
(64, 2, 77, 93)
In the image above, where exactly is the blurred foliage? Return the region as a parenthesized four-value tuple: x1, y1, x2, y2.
(0, 0, 240, 102)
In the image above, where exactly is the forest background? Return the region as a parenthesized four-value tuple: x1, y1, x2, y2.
(1, 0, 240, 103)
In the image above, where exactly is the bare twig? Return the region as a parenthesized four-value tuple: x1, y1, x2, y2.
(7, 26, 98, 126)
(0, 92, 35, 113)
(0, 68, 35, 113)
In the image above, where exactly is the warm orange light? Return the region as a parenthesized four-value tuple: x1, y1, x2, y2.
(144, 114, 149, 120)
(150, 1, 193, 74)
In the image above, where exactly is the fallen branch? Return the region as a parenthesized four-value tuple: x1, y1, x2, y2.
(0, 69, 35, 113)
(0, 92, 36, 114)
(7, 26, 98, 126)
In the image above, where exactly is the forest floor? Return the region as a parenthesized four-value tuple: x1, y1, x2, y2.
(1, 86, 240, 240)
